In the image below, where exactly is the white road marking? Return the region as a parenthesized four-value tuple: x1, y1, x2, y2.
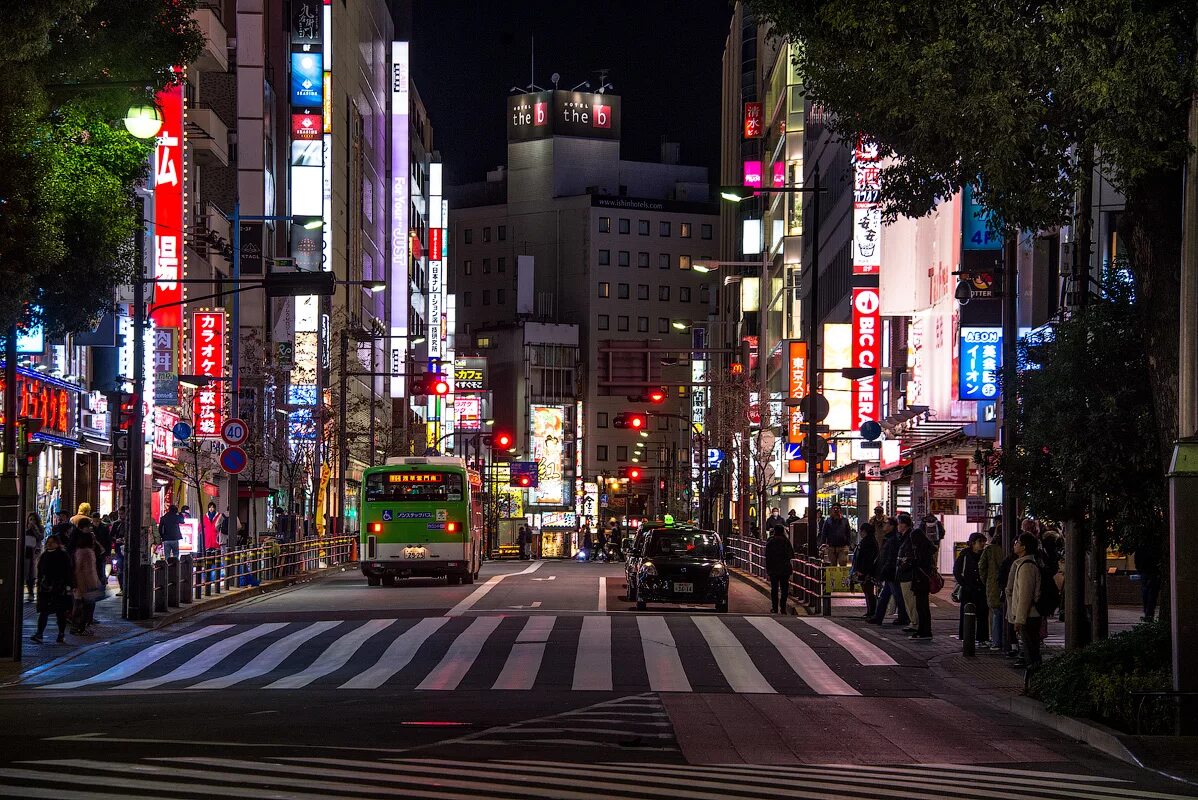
(572, 615, 613, 690)
(598, 576, 607, 612)
(446, 561, 543, 616)
(119, 623, 286, 689)
(492, 616, 556, 690)
(265, 618, 397, 689)
(339, 617, 450, 689)
(416, 616, 502, 690)
(637, 616, 691, 692)
(691, 616, 775, 693)
(191, 621, 341, 689)
(43, 625, 233, 689)
(797, 616, 898, 666)
(746, 616, 859, 696)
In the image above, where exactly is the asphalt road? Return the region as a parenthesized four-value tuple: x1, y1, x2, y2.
(0, 560, 1191, 799)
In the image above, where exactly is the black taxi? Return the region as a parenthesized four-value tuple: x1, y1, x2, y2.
(626, 523, 728, 613)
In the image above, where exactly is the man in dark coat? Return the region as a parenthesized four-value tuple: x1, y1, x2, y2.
(818, 503, 852, 565)
(852, 521, 882, 619)
(159, 505, 184, 561)
(869, 518, 910, 626)
(906, 517, 936, 640)
(954, 532, 990, 644)
(764, 525, 795, 614)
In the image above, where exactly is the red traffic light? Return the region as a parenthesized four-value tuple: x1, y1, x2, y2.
(647, 388, 667, 404)
(492, 432, 513, 449)
(432, 378, 450, 396)
(630, 415, 646, 429)
(614, 412, 649, 430)
(518, 475, 531, 487)
(629, 467, 642, 481)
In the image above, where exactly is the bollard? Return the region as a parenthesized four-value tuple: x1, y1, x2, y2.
(179, 555, 193, 604)
(153, 561, 167, 613)
(963, 602, 977, 657)
(166, 557, 180, 607)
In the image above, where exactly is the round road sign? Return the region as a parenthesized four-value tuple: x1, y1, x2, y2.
(798, 393, 831, 423)
(221, 417, 249, 446)
(860, 420, 883, 441)
(219, 445, 248, 475)
(172, 421, 193, 441)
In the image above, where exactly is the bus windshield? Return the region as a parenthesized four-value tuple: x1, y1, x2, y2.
(365, 471, 464, 502)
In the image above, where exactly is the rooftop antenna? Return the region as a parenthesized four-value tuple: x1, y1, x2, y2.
(594, 68, 614, 94)
(551, 72, 561, 90)
(523, 36, 546, 92)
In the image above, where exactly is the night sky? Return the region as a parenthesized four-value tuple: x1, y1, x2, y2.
(411, 0, 735, 186)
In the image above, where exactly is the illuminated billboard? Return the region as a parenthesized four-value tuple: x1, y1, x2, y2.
(290, 52, 323, 108)
(507, 91, 621, 142)
(389, 42, 410, 398)
(529, 405, 566, 506)
(191, 310, 225, 438)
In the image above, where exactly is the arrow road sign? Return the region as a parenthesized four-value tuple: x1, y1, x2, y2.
(219, 445, 248, 475)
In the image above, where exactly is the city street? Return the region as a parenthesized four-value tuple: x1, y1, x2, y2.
(0, 565, 1189, 799)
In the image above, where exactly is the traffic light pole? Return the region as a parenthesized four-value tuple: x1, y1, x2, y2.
(805, 171, 823, 554)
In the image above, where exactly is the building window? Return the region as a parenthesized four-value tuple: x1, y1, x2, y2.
(680, 286, 691, 302)
(680, 222, 692, 238)
(618, 283, 630, 299)
(679, 255, 691, 270)
(598, 282, 610, 298)
(701, 223, 713, 239)
(498, 257, 506, 273)
(597, 445, 608, 461)
(483, 226, 492, 242)
(638, 316, 649, 332)
(638, 219, 650, 236)
(658, 317, 669, 333)
(617, 446, 628, 462)
(618, 250, 630, 267)
(498, 225, 507, 241)
(638, 284, 649, 300)
(464, 229, 472, 244)
(619, 218, 631, 234)
(599, 217, 611, 233)
(497, 288, 506, 304)
(700, 285, 711, 304)
(599, 249, 611, 266)
(464, 292, 472, 306)
(482, 289, 491, 305)
(463, 260, 472, 276)
(660, 221, 671, 237)
(597, 412, 609, 428)
(598, 314, 609, 330)
(476, 336, 489, 348)
(618, 316, 629, 331)
(638, 252, 650, 268)
(659, 253, 670, 270)
(483, 258, 491, 274)
(659, 285, 670, 301)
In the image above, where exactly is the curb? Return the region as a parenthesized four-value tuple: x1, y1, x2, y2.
(8, 562, 356, 684)
(994, 694, 1145, 768)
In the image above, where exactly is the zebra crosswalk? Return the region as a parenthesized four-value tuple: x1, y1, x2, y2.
(0, 755, 1189, 800)
(32, 614, 903, 695)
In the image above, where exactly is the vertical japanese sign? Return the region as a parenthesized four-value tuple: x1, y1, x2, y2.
(851, 288, 881, 427)
(743, 102, 762, 138)
(152, 328, 178, 407)
(152, 76, 185, 329)
(852, 137, 881, 275)
(390, 42, 410, 398)
(529, 405, 565, 506)
(959, 326, 1002, 400)
(928, 456, 969, 499)
(191, 310, 226, 438)
(787, 340, 807, 442)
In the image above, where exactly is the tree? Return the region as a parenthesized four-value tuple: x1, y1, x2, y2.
(751, 0, 1196, 466)
(0, 2, 203, 335)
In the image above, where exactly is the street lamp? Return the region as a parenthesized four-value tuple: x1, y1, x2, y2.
(123, 104, 163, 140)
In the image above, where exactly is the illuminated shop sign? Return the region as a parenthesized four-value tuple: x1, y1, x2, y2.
(743, 101, 762, 138)
(959, 326, 1002, 400)
(529, 405, 566, 506)
(191, 310, 226, 437)
(851, 288, 881, 426)
(507, 91, 621, 142)
(290, 52, 323, 108)
(152, 74, 185, 329)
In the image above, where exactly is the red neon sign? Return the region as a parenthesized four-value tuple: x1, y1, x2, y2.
(851, 288, 881, 427)
(191, 310, 225, 438)
(152, 73, 185, 329)
(743, 102, 762, 138)
(787, 341, 807, 442)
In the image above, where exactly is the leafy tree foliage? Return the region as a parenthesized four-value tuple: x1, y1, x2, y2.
(0, 1, 202, 337)
(1000, 277, 1163, 553)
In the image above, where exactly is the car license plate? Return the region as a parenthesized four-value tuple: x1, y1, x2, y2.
(673, 582, 694, 593)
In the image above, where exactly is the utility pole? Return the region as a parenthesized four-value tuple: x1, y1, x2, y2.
(1168, 21, 1198, 734)
(805, 169, 822, 556)
(1, 328, 21, 659)
(1000, 239, 1018, 560)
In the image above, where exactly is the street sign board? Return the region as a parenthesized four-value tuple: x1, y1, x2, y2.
(219, 445, 247, 475)
(221, 417, 249, 446)
(172, 421, 193, 441)
(113, 430, 130, 459)
(965, 495, 988, 523)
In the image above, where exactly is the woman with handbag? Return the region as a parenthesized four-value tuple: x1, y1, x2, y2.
(70, 529, 103, 636)
(907, 518, 936, 640)
(23, 513, 42, 603)
(953, 532, 990, 645)
(30, 535, 73, 644)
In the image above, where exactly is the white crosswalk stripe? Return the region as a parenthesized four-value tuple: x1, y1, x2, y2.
(37, 614, 898, 696)
(0, 756, 1188, 800)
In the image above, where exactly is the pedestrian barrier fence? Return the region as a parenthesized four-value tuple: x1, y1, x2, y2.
(723, 535, 845, 615)
(147, 537, 356, 612)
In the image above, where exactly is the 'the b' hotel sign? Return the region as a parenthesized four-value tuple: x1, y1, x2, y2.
(507, 90, 621, 142)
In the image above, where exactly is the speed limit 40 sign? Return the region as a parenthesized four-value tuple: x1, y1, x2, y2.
(221, 417, 249, 446)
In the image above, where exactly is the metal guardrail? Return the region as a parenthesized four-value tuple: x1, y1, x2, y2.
(146, 537, 356, 611)
(724, 535, 833, 615)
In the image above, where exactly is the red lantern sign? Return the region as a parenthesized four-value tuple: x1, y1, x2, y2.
(191, 310, 226, 438)
(152, 72, 185, 329)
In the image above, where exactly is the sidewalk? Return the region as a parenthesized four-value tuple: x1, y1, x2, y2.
(2, 561, 357, 684)
(730, 568, 1198, 787)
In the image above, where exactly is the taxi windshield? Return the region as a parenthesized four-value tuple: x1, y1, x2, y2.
(645, 531, 721, 560)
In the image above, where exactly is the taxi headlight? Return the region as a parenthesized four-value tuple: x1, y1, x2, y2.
(709, 563, 727, 578)
(640, 561, 657, 578)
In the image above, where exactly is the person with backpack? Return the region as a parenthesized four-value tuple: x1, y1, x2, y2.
(1006, 533, 1046, 669)
(978, 530, 1007, 652)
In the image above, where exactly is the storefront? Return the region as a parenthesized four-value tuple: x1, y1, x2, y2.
(536, 510, 578, 558)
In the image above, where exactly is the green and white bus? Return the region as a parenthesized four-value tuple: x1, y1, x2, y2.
(360, 457, 483, 586)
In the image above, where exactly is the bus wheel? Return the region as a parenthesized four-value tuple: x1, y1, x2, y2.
(446, 574, 460, 586)
(462, 572, 475, 585)
(382, 575, 397, 587)
(367, 576, 381, 587)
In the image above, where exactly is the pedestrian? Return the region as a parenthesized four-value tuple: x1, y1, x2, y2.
(70, 528, 102, 636)
(69, 501, 93, 529)
(907, 518, 936, 640)
(201, 502, 225, 552)
(766, 507, 785, 534)
(818, 503, 851, 566)
(51, 511, 74, 547)
(869, 517, 910, 626)
(1006, 532, 1044, 669)
(24, 513, 43, 602)
(1132, 537, 1162, 622)
(765, 525, 795, 614)
(516, 525, 528, 560)
(922, 512, 944, 565)
(109, 506, 127, 596)
(91, 511, 112, 587)
(30, 535, 73, 644)
(997, 537, 1021, 657)
(953, 532, 990, 644)
(852, 521, 882, 618)
(581, 525, 594, 561)
(978, 529, 1006, 652)
(785, 508, 799, 535)
(869, 504, 887, 533)
(159, 504, 183, 560)
(895, 513, 919, 632)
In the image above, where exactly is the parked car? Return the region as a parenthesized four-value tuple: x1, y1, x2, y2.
(629, 526, 728, 612)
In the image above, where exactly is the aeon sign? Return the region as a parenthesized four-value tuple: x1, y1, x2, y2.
(851, 287, 881, 427)
(506, 90, 622, 142)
